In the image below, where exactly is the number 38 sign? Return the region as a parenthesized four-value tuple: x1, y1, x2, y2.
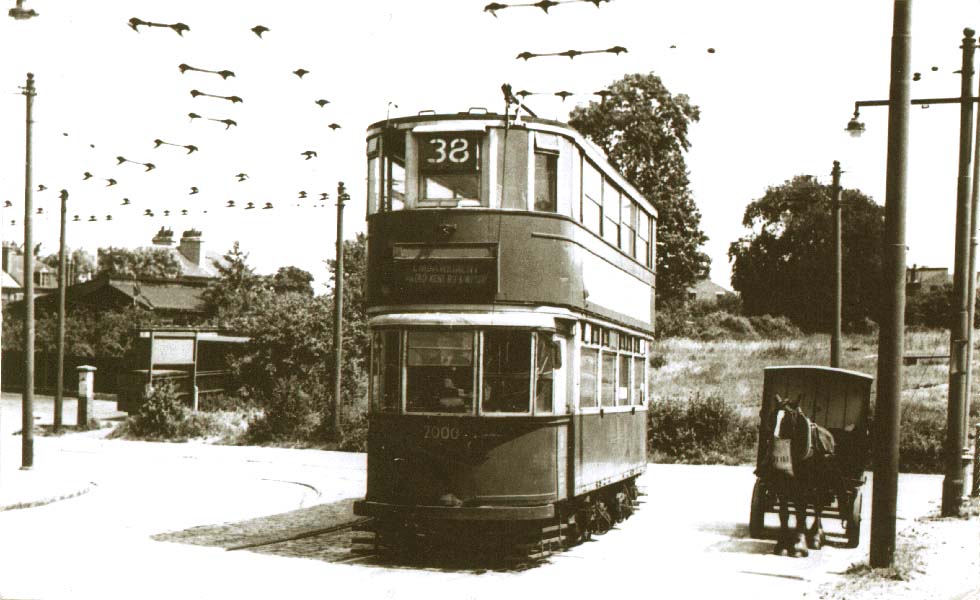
(419, 133, 481, 174)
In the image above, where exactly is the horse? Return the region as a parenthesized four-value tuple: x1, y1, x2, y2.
(767, 394, 838, 557)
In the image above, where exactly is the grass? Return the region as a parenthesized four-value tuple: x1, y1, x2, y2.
(648, 329, 980, 471)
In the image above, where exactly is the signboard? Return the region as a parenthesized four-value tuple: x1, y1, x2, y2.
(418, 133, 481, 174)
(388, 243, 497, 299)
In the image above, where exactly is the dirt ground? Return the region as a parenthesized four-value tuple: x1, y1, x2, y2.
(817, 498, 980, 600)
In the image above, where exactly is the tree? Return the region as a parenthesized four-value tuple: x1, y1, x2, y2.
(200, 241, 270, 322)
(96, 247, 181, 279)
(272, 266, 314, 296)
(40, 248, 96, 284)
(569, 72, 710, 306)
(728, 175, 885, 331)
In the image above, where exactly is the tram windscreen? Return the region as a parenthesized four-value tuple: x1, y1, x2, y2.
(483, 330, 531, 413)
(406, 331, 474, 413)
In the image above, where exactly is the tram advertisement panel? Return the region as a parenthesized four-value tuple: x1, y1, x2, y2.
(388, 243, 497, 299)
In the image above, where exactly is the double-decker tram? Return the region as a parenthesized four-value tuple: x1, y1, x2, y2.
(353, 108, 656, 557)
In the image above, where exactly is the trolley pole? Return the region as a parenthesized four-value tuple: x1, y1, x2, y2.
(942, 28, 977, 518)
(870, 0, 911, 568)
(332, 181, 347, 436)
(21, 72, 36, 469)
(54, 190, 68, 433)
(831, 160, 843, 369)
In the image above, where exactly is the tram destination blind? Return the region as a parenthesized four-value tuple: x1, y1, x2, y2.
(419, 133, 481, 174)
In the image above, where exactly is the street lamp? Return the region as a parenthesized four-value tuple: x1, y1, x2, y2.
(7, 0, 38, 20)
(851, 27, 978, 532)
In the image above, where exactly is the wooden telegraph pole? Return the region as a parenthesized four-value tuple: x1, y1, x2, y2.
(870, 1, 912, 568)
(332, 182, 348, 436)
(21, 72, 36, 469)
(830, 161, 843, 369)
(54, 189, 68, 433)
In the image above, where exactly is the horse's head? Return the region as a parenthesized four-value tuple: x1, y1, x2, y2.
(774, 394, 808, 445)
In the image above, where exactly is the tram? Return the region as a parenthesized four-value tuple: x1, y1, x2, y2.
(353, 108, 656, 555)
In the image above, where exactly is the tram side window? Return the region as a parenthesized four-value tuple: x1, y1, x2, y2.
(582, 160, 602, 235)
(367, 130, 406, 214)
(601, 350, 617, 407)
(602, 179, 620, 247)
(419, 133, 481, 206)
(580, 347, 599, 408)
(637, 209, 651, 267)
(632, 356, 645, 405)
(534, 152, 558, 212)
(534, 331, 554, 413)
(406, 331, 474, 413)
(381, 330, 401, 412)
(483, 330, 531, 413)
(621, 196, 636, 256)
(618, 353, 630, 406)
(370, 331, 383, 410)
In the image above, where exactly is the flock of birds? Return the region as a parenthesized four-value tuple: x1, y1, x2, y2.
(3, 13, 345, 231)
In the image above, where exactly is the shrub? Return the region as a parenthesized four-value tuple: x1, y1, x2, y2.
(338, 402, 368, 452)
(648, 395, 758, 465)
(124, 380, 187, 439)
(748, 314, 802, 339)
(245, 377, 329, 444)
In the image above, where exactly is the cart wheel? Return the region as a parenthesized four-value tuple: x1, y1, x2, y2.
(749, 479, 766, 539)
(845, 489, 863, 548)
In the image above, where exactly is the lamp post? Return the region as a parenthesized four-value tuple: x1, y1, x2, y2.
(831, 160, 843, 369)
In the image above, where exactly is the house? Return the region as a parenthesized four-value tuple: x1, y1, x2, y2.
(150, 227, 225, 280)
(906, 265, 950, 294)
(687, 278, 735, 303)
(1, 242, 58, 305)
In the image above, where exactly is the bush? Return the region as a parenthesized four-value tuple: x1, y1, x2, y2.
(748, 314, 802, 339)
(647, 395, 758, 464)
(124, 380, 188, 439)
(898, 401, 945, 473)
(245, 377, 330, 444)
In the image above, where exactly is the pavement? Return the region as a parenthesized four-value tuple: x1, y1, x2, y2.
(0, 392, 126, 512)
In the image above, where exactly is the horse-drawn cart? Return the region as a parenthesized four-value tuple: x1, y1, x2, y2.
(749, 366, 874, 549)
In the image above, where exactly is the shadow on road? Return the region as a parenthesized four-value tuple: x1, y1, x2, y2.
(151, 497, 544, 573)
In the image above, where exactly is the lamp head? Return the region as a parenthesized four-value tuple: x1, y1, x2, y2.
(845, 114, 865, 138)
(8, 0, 38, 19)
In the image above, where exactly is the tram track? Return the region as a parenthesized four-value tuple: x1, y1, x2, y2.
(226, 517, 374, 551)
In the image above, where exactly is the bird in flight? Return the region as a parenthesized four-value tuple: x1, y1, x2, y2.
(197, 117, 237, 129)
(178, 64, 235, 79)
(184, 144, 199, 154)
(293, 68, 310, 78)
(154, 139, 200, 154)
(263, 202, 273, 210)
(188, 112, 202, 121)
(298, 190, 307, 198)
(301, 150, 317, 160)
(554, 90, 573, 101)
(121, 198, 130, 205)
(319, 192, 330, 200)
(484, 0, 610, 16)
(72, 215, 80, 222)
(190, 89, 244, 103)
(328, 123, 341, 130)
(144, 209, 154, 216)
(181, 209, 188, 216)
(517, 45, 626, 60)
(315, 99, 330, 107)
(83, 172, 92, 180)
(251, 25, 269, 38)
(189, 187, 199, 195)
(106, 178, 117, 187)
(143, 163, 156, 171)
(128, 17, 190, 36)
(3, 200, 11, 208)
(37, 184, 47, 192)
(245, 202, 255, 210)
(106, 215, 114, 221)
(226, 200, 236, 207)
(236, 173, 248, 182)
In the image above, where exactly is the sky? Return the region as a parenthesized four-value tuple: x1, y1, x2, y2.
(1, 0, 979, 294)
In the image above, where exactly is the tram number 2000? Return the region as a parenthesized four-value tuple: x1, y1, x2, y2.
(424, 425, 460, 440)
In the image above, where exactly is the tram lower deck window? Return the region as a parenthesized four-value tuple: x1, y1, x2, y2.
(406, 331, 475, 413)
(483, 330, 531, 413)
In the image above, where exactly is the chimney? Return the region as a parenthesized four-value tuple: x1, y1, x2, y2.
(178, 229, 204, 267)
(152, 226, 175, 246)
(1, 242, 13, 274)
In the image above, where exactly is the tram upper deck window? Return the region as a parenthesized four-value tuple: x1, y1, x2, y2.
(534, 152, 557, 212)
(418, 132, 482, 207)
(483, 330, 531, 413)
(582, 160, 602, 234)
(406, 331, 475, 413)
(367, 129, 406, 214)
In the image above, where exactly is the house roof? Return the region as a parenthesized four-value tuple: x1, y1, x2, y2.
(2, 270, 21, 289)
(30, 273, 209, 314)
(688, 278, 734, 301)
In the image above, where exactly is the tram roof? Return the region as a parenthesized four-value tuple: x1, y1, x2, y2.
(366, 112, 656, 218)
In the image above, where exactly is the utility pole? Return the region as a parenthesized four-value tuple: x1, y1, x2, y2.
(831, 160, 843, 369)
(332, 181, 347, 436)
(870, 0, 911, 568)
(964, 54, 980, 496)
(54, 190, 68, 433)
(21, 72, 36, 469)
(943, 28, 977, 518)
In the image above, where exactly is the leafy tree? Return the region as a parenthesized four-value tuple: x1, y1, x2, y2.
(327, 232, 369, 377)
(569, 72, 710, 306)
(96, 247, 181, 279)
(200, 241, 271, 321)
(272, 266, 314, 296)
(728, 175, 885, 331)
(39, 248, 96, 284)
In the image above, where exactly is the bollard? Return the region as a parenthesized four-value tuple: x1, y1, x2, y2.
(973, 424, 980, 497)
(76, 365, 96, 428)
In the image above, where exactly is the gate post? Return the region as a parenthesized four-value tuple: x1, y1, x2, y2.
(76, 365, 96, 427)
